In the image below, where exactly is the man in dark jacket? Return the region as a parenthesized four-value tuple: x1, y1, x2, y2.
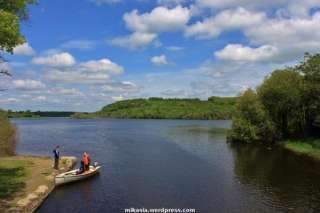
(53, 146, 60, 170)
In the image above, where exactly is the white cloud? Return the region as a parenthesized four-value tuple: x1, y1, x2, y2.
(80, 59, 124, 74)
(43, 57, 124, 85)
(51, 88, 83, 96)
(32, 52, 76, 67)
(215, 44, 279, 62)
(0, 98, 19, 103)
(13, 43, 35, 56)
(12, 79, 46, 91)
(150, 54, 168, 65)
(61, 39, 96, 50)
(111, 32, 157, 49)
(102, 81, 140, 93)
(195, 0, 319, 17)
(185, 7, 265, 39)
(112, 6, 191, 49)
(45, 69, 110, 84)
(124, 6, 191, 33)
(33, 96, 47, 101)
(245, 12, 320, 62)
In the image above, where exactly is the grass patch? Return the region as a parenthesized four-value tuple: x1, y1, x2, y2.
(283, 139, 320, 160)
(0, 159, 32, 198)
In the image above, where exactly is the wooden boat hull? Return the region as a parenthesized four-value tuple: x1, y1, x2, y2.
(55, 165, 101, 186)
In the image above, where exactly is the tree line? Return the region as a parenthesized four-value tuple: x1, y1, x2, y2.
(228, 53, 320, 143)
(73, 97, 237, 120)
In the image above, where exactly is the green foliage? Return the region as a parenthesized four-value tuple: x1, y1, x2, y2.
(258, 69, 304, 137)
(296, 53, 320, 134)
(0, 10, 24, 53)
(73, 97, 237, 120)
(230, 53, 320, 144)
(228, 89, 276, 143)
(0, 0, 36, 53)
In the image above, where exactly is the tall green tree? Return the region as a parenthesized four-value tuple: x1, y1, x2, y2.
(0, 0, 36, 75)
(296, 53, 320, 135)
(257, 69, 304, 138)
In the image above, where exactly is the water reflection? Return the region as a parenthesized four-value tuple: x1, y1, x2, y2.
(231, 143, 320, 212)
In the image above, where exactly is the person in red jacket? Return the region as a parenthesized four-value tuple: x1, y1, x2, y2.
(83, 152, 91, 171)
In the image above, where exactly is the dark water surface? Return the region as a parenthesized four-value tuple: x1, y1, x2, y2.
(12, 118, 320, 213)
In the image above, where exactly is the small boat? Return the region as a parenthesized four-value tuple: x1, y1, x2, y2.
(55, 165, 101, 186)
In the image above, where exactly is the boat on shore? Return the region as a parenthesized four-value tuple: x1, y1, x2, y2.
(55, 165, 101, 186)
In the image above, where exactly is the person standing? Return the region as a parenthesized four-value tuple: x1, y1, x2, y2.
(53, 146, 60, 170)
(83, 152, 88, 171)
(83, 152, 91, 171)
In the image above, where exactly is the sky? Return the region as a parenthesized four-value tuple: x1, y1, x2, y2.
(0, 0, 320, 112)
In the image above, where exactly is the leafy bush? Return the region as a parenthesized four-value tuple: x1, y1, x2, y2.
(228, 89, 276, 143)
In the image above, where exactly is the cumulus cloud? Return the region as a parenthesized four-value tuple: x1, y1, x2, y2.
(112, 6, 191, 49)
(44, 57, 124, 85)
(124, 6, 191, 33)
(185, 7, 265, 39)
(12, 79, 46, 91)
(0, 98, 20, 104)
(111, 32, 157, 49)
(102, 81, 140, 93)
(244, 12, 320, 61)
(45, 69, 111, 84)
(32, 52, 76, 67)
(13, 43, 35, 56)
(215, 44, 279, 62)
(195, 0, 319, 17)
(80, 58, 124, 74)
(150, 54, 168, 65)
(33, 96, 47, 101)
(50, 88, 83, 96)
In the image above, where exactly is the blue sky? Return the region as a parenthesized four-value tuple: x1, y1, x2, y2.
(1, 0, 320, 111)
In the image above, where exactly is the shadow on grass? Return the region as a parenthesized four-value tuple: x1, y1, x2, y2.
(0, 167, 26, 199)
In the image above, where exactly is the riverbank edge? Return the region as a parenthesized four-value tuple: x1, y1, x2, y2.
(282, 139, 320, 161)
(5, 155, 77, 213)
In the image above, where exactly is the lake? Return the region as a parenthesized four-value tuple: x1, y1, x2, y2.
(13, 118, 320, 212)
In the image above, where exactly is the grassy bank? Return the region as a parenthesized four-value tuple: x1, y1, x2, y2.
(0, 156, 77, 211)
(0, 156, 53, 209)
(283, 139, 320, 160)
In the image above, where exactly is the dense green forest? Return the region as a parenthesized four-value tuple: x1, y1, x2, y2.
(228, 53, 320, 144)
(72, 96, 237, 120)
(7, 110, 75, 118)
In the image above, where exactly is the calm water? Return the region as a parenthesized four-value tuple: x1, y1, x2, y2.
(12, 118, 320, 213)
